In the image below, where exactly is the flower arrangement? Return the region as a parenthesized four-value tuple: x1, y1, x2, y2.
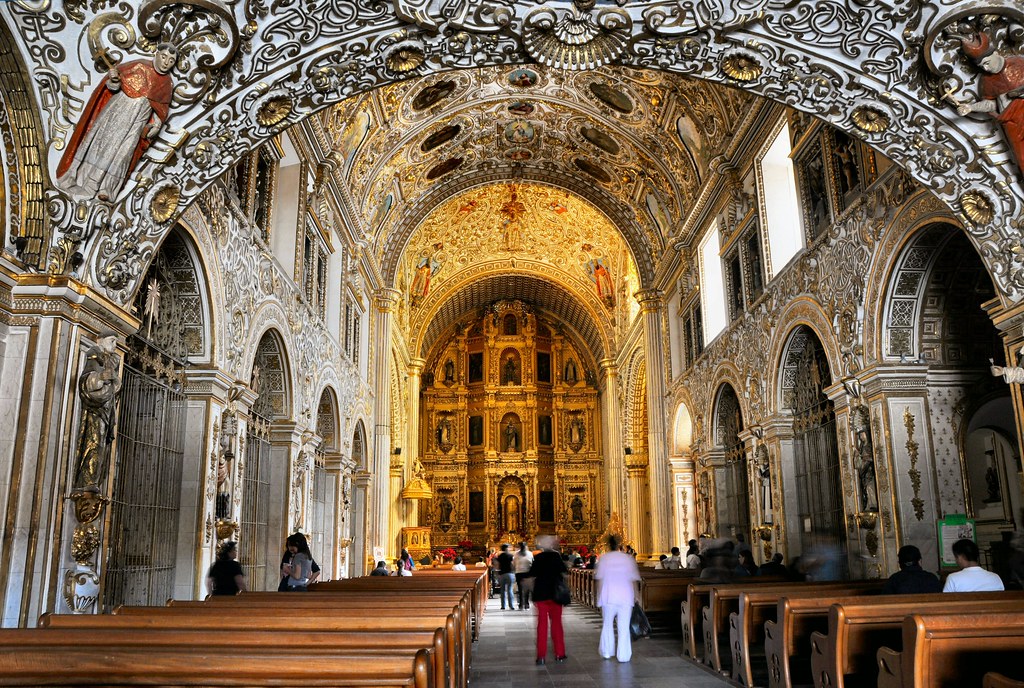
(577, 545, 590, 558)
(438, 547, 458, 561)
(457, 539, 474, 550)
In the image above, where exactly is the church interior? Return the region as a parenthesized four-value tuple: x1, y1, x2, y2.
(1, 0, 1024, 654)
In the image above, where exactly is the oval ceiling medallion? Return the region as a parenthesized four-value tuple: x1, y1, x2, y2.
(386, 44, 426, 73)
(421, 124, 462, 152)
(851, 105, 890, 133)
(580, 125, 620, 155)
(256, 95, 293, 126)
(505, 148, 533, 162)
(508, 67, 539, 88)
(504, 120, 536, 145)
(721, 51, 764, 82)
(523, 6, 632, 70)
(413, 80, 456, 111)
(589, 82, 633, 114)
(573, 157, 612, 184)
(425, 157, 464, 180)
(508, 101, 535, 116)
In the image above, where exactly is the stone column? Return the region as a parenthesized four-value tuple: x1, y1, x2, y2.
(370, 288, 401, 561)
(600, 358, 624, 519)
(406, 358, 425, 526)
(637, 289, 671, 555)
(625, 452, 650, 557)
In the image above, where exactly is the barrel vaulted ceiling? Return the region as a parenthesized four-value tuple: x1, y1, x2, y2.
(309, 64, 755, 352)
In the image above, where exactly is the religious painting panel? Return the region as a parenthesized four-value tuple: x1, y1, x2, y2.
(539, 490, 555, 523)
(469, 491, 484, 523)
(537, 351, 550, 383)
(469, 415, 484, 446)
(468, 352, 484, 383)
(538, 415, 552, 446)
(795, 137, 832, 243)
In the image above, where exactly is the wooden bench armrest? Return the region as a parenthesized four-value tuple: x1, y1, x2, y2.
(984, 673, 1024, 688)
(876, 646, 902, 688)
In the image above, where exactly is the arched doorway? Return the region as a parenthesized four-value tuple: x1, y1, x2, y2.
(782, 326, 846, 576)
(714, 383, 750, 546)
(349, 420, 369, 576)
(241, 329, 291, 589)
(309, 387, 339, 579)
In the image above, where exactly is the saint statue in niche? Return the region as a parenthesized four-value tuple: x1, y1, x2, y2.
(852, 405, 878, 512)
(756, 444, 772, 523)
(502, 354, 520, 385)
(504, 421, 519, 452)
(443, 359, 455, 384)
(564, 358, 578, 385)
(73, 332, 123, 490)
(504, 495, 521, 533)
(438, 496, 454, 524)
(570, 496, 584, 525)
(436, 418, 452, 449)
(58, 45, 177, 201)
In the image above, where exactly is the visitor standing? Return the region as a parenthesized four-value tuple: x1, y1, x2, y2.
(206, 541, 246, 596)
(594, 535, 641, 663)
(282, 533, 312, 591)
(513, 542, 534, 609)
(496, 543, 516, 609)
(529, 535, 569, 665)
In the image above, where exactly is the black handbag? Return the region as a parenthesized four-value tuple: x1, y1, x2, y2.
(553, 579, 571, 606)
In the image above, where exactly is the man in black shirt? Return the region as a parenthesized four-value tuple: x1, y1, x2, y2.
(497, 543, 516, 609)
(882, 545, 941, 594)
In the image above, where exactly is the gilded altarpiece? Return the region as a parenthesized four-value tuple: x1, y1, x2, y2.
(420, 301, 604, 550)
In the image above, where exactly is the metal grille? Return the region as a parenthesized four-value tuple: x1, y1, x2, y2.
(102, 361, 185, 610)
(719, 386, 750, 542)
(239, 414, 272, 588)
(308, 451, 330, 577)
(792, 337, 847, 576)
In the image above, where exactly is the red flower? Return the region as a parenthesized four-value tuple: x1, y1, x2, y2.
(438, 547, 458, 560)
(457, 540, 474, 549)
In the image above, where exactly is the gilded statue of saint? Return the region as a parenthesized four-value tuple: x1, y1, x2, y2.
(73, 333, 123, 490)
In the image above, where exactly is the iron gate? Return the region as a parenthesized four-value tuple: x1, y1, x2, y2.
(720, 387, 750, 542)
(239, 414, 272, 588)
(102, 360, 185, 610)
(792, 338, 848, 578)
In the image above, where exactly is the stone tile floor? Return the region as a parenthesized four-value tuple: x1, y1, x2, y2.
(469, 597, 732, 687)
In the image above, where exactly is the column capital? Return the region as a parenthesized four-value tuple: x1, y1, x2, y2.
(635, 288, 664, 311)
(408, 357, 427, 375)
(374, 288, 403, 312)
(599, 358, 619, 375)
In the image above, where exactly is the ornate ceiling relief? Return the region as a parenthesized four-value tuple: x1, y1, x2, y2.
(3, 0, 1023, 306)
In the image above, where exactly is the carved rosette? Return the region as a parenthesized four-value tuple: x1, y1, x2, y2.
(851, 105, 891, 133)
(960, 190, 995, 226)
(523, 6, 632, 70)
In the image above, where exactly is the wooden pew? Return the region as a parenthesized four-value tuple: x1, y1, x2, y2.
(702, 580, 876, 674)
(0, 628, 433, 687)
(638, 569, 699, 614)
(876, 610, 1024, 688)
(811, 594, 1024, 688)
(680, 576, 787, 661)
(42, 614, 451, 688)
(985, 673, 1024, 688)
(159, 594, 469, 688)
(728, 580, 885, 687)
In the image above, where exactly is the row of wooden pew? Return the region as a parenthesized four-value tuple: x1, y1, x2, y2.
(0, 569, 487, 686)
(677, 576, 1024, 688)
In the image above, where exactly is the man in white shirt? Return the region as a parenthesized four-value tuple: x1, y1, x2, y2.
(594, 536, 641, 662)
(662, 546, 683, 570)
(943, 538, 1004, 592)
(513, 542, 535, 610)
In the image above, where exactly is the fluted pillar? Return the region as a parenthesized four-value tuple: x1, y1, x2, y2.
(370, 288, 401, 561)
(625, 454, 651, 558)
(600, 358, 624, 518)
(637, 289, 671, 556)
(405, 358, 425, 526)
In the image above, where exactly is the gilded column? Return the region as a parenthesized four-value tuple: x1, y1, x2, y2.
(600, 358, 624, 519)
(637, 289, 671, 556)
(406, 358, 425, 526)
(625, 453, 651, 557)
(370, 288, 401, 561)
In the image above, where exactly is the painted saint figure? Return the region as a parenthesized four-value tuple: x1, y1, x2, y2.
(953, 30, 1024, 175)
(587, 258, 616, 308)
(73, 332, 123, 490)
(58, 45, 177, 201)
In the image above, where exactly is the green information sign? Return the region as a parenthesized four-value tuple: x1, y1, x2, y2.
(936, 514, 975, 568)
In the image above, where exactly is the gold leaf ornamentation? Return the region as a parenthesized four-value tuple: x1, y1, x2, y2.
(721, 52, 763, 82)
(387, 44, 426, 73)
(851, 105, 890, 133)
(904, 407, 924, 521)
(960, 190, 994, 225)
(256, 95, 293, 127)
(149, 184, 181, 224)
(71, 524, 101, 564)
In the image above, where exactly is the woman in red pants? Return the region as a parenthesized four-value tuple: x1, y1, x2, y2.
(527, 535, 569, 665)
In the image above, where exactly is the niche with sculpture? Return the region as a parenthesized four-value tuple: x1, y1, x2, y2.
(500, 412, 522, 453)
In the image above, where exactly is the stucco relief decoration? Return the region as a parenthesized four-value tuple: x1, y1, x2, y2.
(522, 4, 632, 70)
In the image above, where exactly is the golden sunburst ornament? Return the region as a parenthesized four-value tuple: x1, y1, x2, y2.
(851, 105, 890, 133)
(149, 185, 181, 224)
(256, 95, 293, 126)
(721, 52, 763, 82)
(960, 190, 994, 225)
(387, 44, 426, 73)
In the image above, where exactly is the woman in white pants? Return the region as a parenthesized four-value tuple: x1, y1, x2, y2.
(594, 536, 641, 662)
